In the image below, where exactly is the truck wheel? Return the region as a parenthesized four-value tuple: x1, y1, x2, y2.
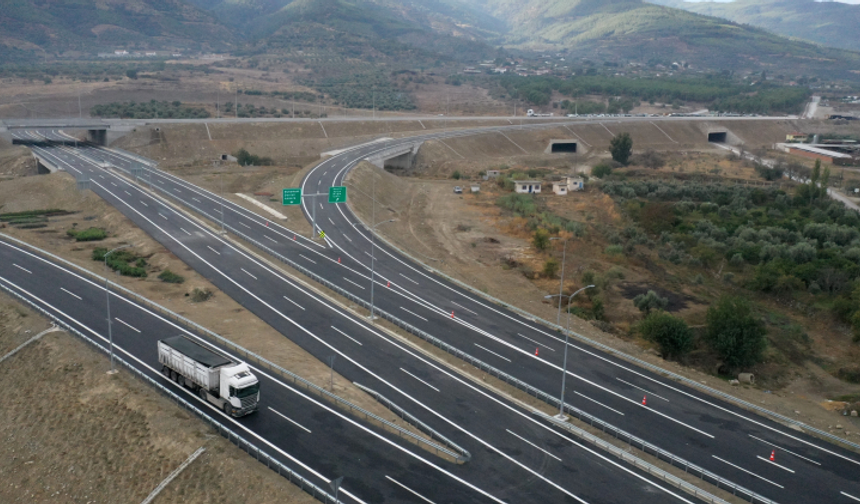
(170, 370, 178, 382)
(199, 388, 207, 401)
(223, 402, 231, 416)
(161, 366, 169, 377)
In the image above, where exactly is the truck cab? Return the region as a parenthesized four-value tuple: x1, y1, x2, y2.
(220, 363, 260, 416)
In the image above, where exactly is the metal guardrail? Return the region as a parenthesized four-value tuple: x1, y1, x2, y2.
(364, 218, 860, 455)
(0, 233, 463, 463)
(352, 382, 471, 462)
(535, 411, 732, 504)
(0, 280, 339, 504)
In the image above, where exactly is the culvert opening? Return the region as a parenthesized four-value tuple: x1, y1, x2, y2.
(550, 142, 578, 153)
(708, 132, 727, 143)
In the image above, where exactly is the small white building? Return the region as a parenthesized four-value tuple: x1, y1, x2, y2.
(470, 184, 480, 193)
(514, 180, 542, 194)
(567, 177, 584, 192)
(485, 169, 501, 179)
(552, 182, 568, 196)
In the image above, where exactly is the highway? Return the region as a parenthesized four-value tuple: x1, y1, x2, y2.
(13, 123, 860, 504)
(6, 129, 706, 504)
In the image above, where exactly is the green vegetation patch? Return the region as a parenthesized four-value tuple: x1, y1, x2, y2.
(66, 227, 107, 242)
(91, 100, 210, 119)
(92, 248, 147, 278)
(158, 269, 185, 284)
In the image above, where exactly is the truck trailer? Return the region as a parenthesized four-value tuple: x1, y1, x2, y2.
(158, 335, 260, 417)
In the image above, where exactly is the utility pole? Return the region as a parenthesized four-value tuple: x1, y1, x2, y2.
(105, 244, 132, 374)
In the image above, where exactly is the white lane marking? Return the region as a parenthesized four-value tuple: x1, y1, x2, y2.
(192, 197, 201, 203)
(399, 368, 440, 392)
(573, 391, 625, 416)
(264, 235, 278, 243)
(516, 332, 555, 352)
(343, 234, 352, 243)
(331, 326, 363, 346)
(474, 343, 511, 362)
(268, 406, 312, 433)
(124, 191, 131, 196)
(13, 264, 32, 274)
(323, 171, 328, 176)
(317, 180, 321, 186)
(299, 254, 317, 264)
(712, 456, 784, 488)
(616, 378, 670, 402)
(283, 296, 305, 311)
(451, 301, 477, 315)
(140, 200, 149, 207)
(159, 213, 168, 220)
(158, 179, 164, 184)
(399, 273, 419, 285)
(241, 268, 257, 280)
(206, 245, 220, 255)
(110, 182, 118, 187)
(842, 491, 860, 502)
(757, 455, 795, 473)
(342, 277, 366, 290)
(319, 203, 323, 210)
(748, 435, 821, 465)
(328, 217, 335, 225)
(506, 429, 562, 461)
(99, 175, 105, 179)
(400, 306, 428, 322)
(179, 227, 191, 236)
(213, 208, 220, 213)
(385, 475, 437, 504)
(60, 287, 82, 300)
(115, 317, 141, 333)
(173, 188, 181, 193)
(364, 251, 376, 260)
(239, 222, 251, 229)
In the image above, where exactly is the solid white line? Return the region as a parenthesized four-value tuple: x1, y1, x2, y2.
(343, 277, 365, 290)
(60, 287, 82, 300)
(400, 368, 440, 392)
(179, 227, 191, 236)
(616, 378, 670, 402)
(268, 406, 312, 433)
(385, 476, 436, 504)
(451, 301, 477, 315)
(283, 296, 305, 311)
(516, 332, 555, 352)
(241, 268, 257, 280)
(206, 245, 220, 255)
(240, 222, 251, 229)
(400, 306, 428, 322)
(748, 435, 821, 465)
(264, 235, 278, 243)
(115, 317, 141, 333)
(757, 455, 795, 473)
(842, 491, 860, 502)
(573, 391, 625, 415)
(140, 200, 148, 207)
(331, 326, 363, 346)
(506, 429, 562, 461)
(399, 273, 419, 285)
(712, 456, 784, 488)
(474, 343, 511, 362)
(13, 264, 32, 274)
(299, 254, 316, 264)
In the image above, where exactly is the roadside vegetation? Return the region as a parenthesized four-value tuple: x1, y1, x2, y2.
(91, 100, 210, 119)
(92, 248, 147, 278)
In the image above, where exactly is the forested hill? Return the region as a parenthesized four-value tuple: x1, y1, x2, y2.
(475, 0, 860, 80)
(649, 0, 860, 53)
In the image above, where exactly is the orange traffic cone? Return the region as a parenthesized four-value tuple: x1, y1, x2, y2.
(535, 348, 539, 356)
(387, 281, 390, 287)
(642, 396, 647, 406)
(266, 221, 269, 227)
(770, 450, 775, 461)
(338, 257, 341, 263)
(451, 311, 455, 319)
(293, 235, 297, 240)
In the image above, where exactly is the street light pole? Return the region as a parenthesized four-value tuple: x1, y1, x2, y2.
(354, 217, 396, 322)
(545, 284, 595, 419)
(105, 244, 132, 374)
(549, 237, 568, 327)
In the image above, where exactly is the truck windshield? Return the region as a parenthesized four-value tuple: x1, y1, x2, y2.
(235, 383, 259, 398)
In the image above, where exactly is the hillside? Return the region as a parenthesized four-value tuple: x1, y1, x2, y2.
(649, 0, 860, 53)
(476, 0, 860, 79)
(0, 0, 236, 62)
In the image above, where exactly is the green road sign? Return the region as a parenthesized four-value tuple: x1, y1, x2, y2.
(282, 188, 302, 205)
(328, 186, 347, 204)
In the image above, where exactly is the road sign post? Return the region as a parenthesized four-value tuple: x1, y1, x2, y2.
(282, 186, 345, 240)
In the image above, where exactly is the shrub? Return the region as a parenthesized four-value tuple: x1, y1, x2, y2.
(639, 312, 694, 360)
(158, 269, 185, 284)
(591, 297, 605, 321)
(704, 296, 767, 371)
(591, 163, 613, 178)
(190, 288, 213, 303)
(452, 170, 462, 180)
(234, 148, 273, 166)
(67, 227, 107, 242)
(543, 258, 559, 278)
(634, 290, 669, 315)
(605, 244, 623, 256)
(610, 132, 633, 165)
(533, 229, 550, 251)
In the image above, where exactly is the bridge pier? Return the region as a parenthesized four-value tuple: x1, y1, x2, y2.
(87, 129, 108, 146)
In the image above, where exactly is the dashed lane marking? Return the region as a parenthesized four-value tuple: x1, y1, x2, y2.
(400, 306, 428, 322)
(343, 277, 365, 290)
(283, 296, 305, 311)
(400, 368, 439, 392)
(206, 245, 220, 255)
(506, 430, 562, 461)
(299, 254, 316, 264)
(13, 264, 31, 274)
(712, 456, 784, 488)
(451, 301, 477, 315)
(241, 268, 257, 280)
(573, 391, 625, 416)
(516, 333, 555, 352)
(747, 435, 821, 465)
(399, 273, 418, 285)
(179, 228, 191, 236)
(384, 476, 436, 504)
(60, 287, 82, 300)
(616, 378, 670, 402)
(331, 326, 363, 346)
(115, 317, 141, 333)
(757, 456, 795, 473)
(474, 343, 511, 362)
(268, 407, 312, 433)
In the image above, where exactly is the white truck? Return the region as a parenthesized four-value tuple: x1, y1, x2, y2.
(158, 335, 260, 417)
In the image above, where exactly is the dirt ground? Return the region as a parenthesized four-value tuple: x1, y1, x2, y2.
(0, 293, 317, 504)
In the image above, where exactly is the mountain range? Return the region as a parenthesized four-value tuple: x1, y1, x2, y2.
(2, 0, 860, 81)
(648, 0, 860, 53)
